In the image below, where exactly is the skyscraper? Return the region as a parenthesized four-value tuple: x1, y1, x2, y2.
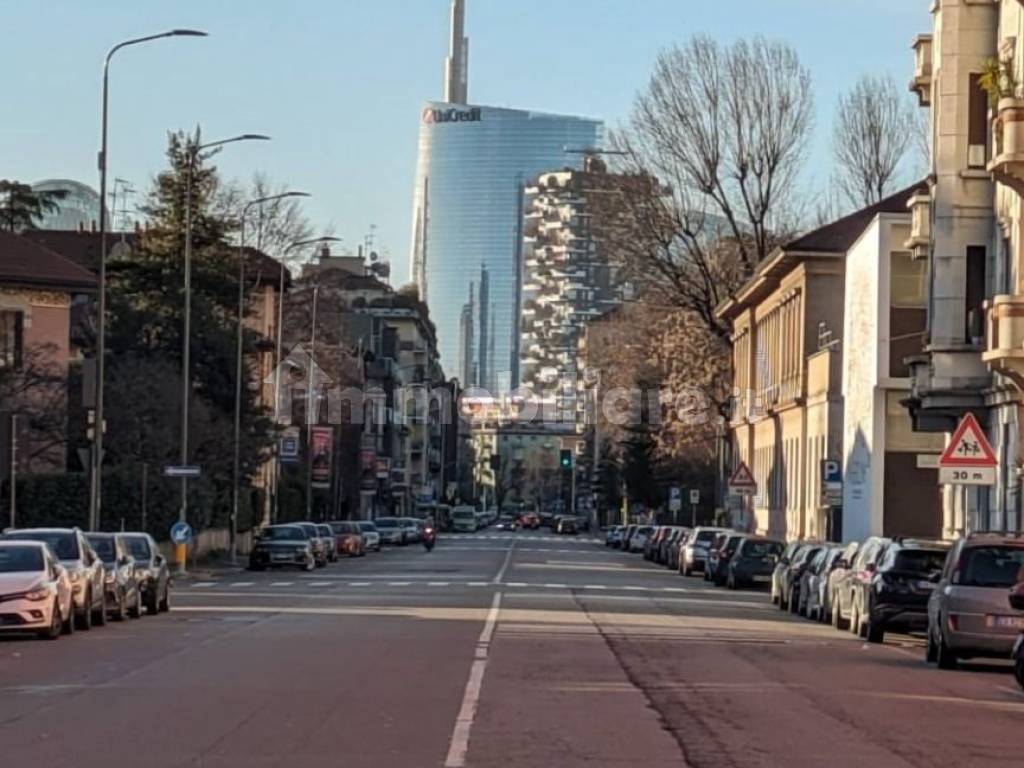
(409, 0, 603, 391)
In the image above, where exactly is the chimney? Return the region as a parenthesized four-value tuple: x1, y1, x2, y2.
(90, 219, 97, 233)
(320, 243, 331, 260)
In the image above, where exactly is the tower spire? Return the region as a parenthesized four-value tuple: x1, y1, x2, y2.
(444, 0, 469, 104)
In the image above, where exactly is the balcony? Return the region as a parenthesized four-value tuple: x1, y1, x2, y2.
(983, 294, 1024, 388)
(904, 347, 990, 433)
(904, 190, 930, 261)
(988, 97, 1024, 194)
(909, 34, 932, 107)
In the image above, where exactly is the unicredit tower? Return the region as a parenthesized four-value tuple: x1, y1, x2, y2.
(410, 0, 602, 392)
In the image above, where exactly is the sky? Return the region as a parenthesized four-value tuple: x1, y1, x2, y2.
(1, 0, 931, 281)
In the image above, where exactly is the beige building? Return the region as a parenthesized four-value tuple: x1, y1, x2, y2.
(720, 190, 928, 541)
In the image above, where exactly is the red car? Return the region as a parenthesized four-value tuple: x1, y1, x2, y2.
(328, 521, 365, 557)
(519, 513, 540, 530)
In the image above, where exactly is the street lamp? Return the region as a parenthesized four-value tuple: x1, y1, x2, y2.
(177, 132, 269, 573)
(90, 28, 207, 533)
(231, 191, 310, 563)
(272, 236, 341, 522)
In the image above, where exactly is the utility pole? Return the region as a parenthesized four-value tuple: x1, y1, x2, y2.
(305, 284, 320, 520)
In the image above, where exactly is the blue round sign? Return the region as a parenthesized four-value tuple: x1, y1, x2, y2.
(170, 522, 193, 545)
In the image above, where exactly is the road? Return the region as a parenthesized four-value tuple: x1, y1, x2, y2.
(1, 530, 1022, 767)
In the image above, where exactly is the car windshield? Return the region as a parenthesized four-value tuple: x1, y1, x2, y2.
(357, 523, 378, 532)
(124, 537, 151, 560)
(958, 546, 1024, 588)
(452, 511, 475, 520)
(0, 547, 44, 573)
(892, 549, 948, 574)
(86, 536, 117, 563)
(299, 524, 319, 536)
(332, 523, 357, 534)
(694, 531, 717, 545)
(5, 531, 79, 560)
(262, 527, 305, 541)
(376, 519, 399, 528)
(743, 541, 782, 558)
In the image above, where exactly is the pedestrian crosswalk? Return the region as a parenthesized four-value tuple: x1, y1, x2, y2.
(179, 579, 713, 596)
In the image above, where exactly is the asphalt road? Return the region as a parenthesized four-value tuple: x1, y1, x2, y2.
(1, 530, 1022, 767)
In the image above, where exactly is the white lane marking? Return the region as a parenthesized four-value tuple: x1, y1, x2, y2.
(387, 582, 412, 587)
(229, 582, 254, 588)
(467, 581, 489, 587)
(348, 582, 371, 587)
(428, 582, 451, 587)
(191, 582, 216, 588)
(269, 582, 293, 587)
(445, 592, 502, 768)
(581, 584, 607, 590)
(542, 583, 568, 589)
(505, 582, 528, 588)
(623, 586, 646, 592)
(492, 542, 516, 585)
(308, 582, 332, 588)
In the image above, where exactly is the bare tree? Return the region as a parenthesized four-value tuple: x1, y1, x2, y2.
(832, 73, 917, 207)
(247, 173, 315, 262)
(609, 35, 814, 339)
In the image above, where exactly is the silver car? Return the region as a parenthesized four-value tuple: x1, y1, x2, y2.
(295, 522, 330, 567)
(927, 533, 1024, 669)
(679, 527, 729, 576)
(2, 528, 107, 630)
(356, 521, 382, 552)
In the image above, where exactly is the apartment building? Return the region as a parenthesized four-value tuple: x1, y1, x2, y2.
(719, 189, 926, 540)
(906, 0, 1024, 535)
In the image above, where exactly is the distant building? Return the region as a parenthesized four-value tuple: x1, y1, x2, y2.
(30, 180, 107, 232)
(409, 0, 602, 389)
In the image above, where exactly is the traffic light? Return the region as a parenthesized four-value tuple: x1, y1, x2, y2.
(559, 449, 573, 469)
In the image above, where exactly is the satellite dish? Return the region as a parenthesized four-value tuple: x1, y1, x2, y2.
(370, 251, 379, 262)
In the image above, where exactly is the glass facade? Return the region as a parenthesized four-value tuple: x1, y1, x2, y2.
(31, 179, 107, 231)
(410, 102, 602, 390)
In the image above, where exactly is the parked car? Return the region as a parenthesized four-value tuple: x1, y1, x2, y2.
(328, 521, 365, 557)
(771, 542, 802, 605)
(0, 541, 74, 640)
(375, 517, 407, 544)
(557, 517, 579, 535)
(628, 526, 654, 553)
(605, 525, 623, 547)
(707, 533, 745, 586)
(802, 545, 844, 620)
(249, 524, 316, 571)
(727, 537, 784, 589)
(832, 536, 892, 631)
(121, 532, 171, 614)
(659, 528, 687, 566)
(823, 541, 860, 624)
(644, 527, 669, 561)
(356, 521, 382, 552)
(780, 543, 825, 613)
(451, 507, 478, 534)
(852, 538, 951, 643)
(796, 547, 832, 617)
(294, 522, 330, 566)
(85, 533, 143, 621)
(621, 524, 639, 551)
(400, 518, 425, 543)
(2, 528, 106, 630)
(520, 512, 540, 530)
(317, 524, 339, 563)
(679, 527, 729, 576)
(927, 533, 1024, 668)
(666, 529, 690, 571)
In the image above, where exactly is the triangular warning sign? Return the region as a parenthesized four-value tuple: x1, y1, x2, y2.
(729, 462, 757, 488)
(939, 413, 997, 468)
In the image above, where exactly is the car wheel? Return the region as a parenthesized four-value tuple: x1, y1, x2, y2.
(114, 590, 127, 622)
(77, 591, 93, 631)
(93, 591, 107, 627)
(865, 614, 884, 644)
(926, 627, 938, 664)
(832, 597, 848, 631)
(726, 573, 736, 590)
(305, 557, 316, 572)
(145, 588, 159, 616)
(159, 585, 171, 613)
(682, 564, 691, 577)
(39, 600, 62, 641)
(936, 631, 958, 670)
(788, 587, 799, 614)
(1014, 657, 1024, 690)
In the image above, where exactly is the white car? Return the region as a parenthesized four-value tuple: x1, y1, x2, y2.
(356, 521, 382, 552)
(628, 526, 655, 553)
(0, 541, 74, 640)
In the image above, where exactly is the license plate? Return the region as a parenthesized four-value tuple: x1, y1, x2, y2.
(915, 581, 934, 590)
(986, 615, 1024, 630)
(272, 554, 291, 562)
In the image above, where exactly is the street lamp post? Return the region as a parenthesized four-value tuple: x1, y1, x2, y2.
(178, 132, 269, 574)
(305, 284, 321, 520)
(90, 28, 207, 533)
(272, 237, 341, 522)
(231, 192, 310, 563)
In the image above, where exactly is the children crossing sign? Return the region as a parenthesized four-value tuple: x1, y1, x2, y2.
(728, 462, 757, 496)
(938, 413, 996, 486)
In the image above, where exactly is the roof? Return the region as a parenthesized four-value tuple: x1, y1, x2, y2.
(20, 229, 135, 273)
(241, 247, 292, 289)
(0, 232, 97, 293)
(716, 181, 926, 321)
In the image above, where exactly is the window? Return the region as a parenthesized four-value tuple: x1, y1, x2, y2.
(890, 252, 927, 308)
(968, 73, 988, 168)
(0, 310, 23, 370)
(965, 246, 987, 343)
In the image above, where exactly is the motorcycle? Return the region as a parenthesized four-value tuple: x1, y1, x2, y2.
(1010, 582, 1024, 690)
(423, 526, 436, 552)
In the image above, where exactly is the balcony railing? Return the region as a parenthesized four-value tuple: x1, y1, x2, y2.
(983, 294, 1024, 387)
(909, 34, 932, 107)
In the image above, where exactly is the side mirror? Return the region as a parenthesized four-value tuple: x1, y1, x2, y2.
(929, 571, 942, 584)
(1009, 584, 1024, 612)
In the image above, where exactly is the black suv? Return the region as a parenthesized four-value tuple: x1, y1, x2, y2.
(858, 538, 950, 643)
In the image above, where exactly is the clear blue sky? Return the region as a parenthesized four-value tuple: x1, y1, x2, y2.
(2, 0, 930, 280)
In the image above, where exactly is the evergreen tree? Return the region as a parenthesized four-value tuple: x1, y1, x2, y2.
(0, 180, 67, 232)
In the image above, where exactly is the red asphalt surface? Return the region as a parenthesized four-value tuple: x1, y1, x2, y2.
(0, 531, 1021, 767)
